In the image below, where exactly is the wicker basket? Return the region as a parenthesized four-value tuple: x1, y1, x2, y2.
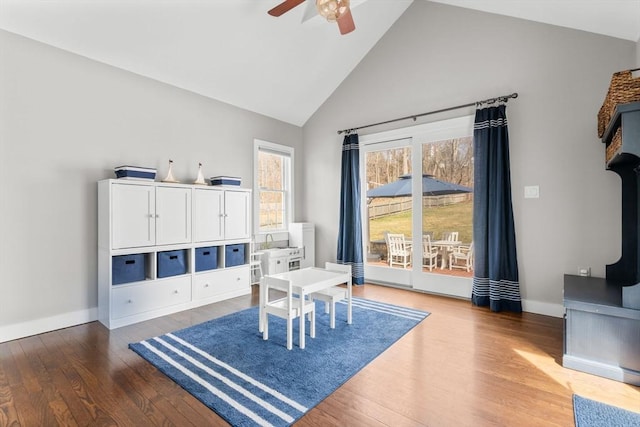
(597, 70, 640, 137)
(605, 127, 622, 164)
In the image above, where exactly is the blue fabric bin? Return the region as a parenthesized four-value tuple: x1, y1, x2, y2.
(157, 249, 188, 278)
(112, 254, 146, 285)
(225, 244, 245, 267)
(196, 246, 218, 272)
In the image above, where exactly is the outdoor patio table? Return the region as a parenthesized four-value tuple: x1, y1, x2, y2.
(259, 267, 352, 349)
(431, 240, 461, 269)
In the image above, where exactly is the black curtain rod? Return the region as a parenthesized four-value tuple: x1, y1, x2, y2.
(337, 92, 519, 135)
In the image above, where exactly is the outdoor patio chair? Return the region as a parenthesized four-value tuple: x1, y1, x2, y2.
(449, 242, 474, 272)
(441, 231, 459, 242)
(386, 233, 412, 268)
(261, 275, 315, 350)
(422, 235, 439, 271)
(309, 262, 351, 329)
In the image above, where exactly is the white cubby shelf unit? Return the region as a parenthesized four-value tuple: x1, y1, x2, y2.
(98, 179, 252, 329)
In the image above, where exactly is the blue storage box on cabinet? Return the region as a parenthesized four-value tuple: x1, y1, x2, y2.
(225, 244, 245, 267)
(195, 246, 218, 272)
(209, 176, 241, 186)
(112, 254, 146, 285)
(157, 249, 188, 278)
(113, 165, 157, 181)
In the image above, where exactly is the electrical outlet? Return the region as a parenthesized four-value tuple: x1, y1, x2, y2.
(578, 267, 591, 277)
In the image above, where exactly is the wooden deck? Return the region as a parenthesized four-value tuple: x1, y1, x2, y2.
(367, 259, 474, 278)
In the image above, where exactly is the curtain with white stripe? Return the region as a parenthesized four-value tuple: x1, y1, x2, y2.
(472, 105, 522, 312)
(337, 133, 364, 285)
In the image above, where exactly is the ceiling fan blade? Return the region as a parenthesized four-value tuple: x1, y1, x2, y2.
(337, 7, 355, 35)
(268, 0, 306, 17)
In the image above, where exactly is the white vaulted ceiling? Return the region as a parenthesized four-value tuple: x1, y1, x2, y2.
(0, 0, 639, 126)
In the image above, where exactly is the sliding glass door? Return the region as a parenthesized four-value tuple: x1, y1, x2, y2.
(362, 138, 413, 286)
(360, 116, 474, 297)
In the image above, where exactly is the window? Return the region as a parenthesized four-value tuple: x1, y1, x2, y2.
(254, 140, 294, 233)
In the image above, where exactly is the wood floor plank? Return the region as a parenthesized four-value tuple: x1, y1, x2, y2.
(0, 283, 638, 426)
(6, 338, 61, 426)
(64, 327, 193, 427)
(7, 384, 43, 427)
(19, 337, 79, 427)
(0, 361, 20, 427)
(307, 386, 426, 427)
(38, 330, 103, 426)
(60, 328, 179, 426)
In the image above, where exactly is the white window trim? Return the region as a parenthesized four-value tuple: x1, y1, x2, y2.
(253, 139, 294, 237)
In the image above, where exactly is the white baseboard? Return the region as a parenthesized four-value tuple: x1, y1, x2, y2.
(522, 299, 564, 318)
(0, 295, 565, 343)
(369, 282, 566, 318)
(0, 307, 98, 343)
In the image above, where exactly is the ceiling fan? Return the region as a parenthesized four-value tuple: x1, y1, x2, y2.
(268, 0, 356, 35)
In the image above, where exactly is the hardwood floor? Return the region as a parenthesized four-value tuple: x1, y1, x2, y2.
(1, 284, 638, 426)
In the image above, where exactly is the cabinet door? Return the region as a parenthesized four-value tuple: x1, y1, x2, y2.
(268, 258, 287, 274)
(268, 259, 277, 275)
(224, 191, 250, 240)
(277, 259, 288, 274)
(156, 186, 192, 245)
(193, 188, 224, 242)
(112, 183, 155, 249)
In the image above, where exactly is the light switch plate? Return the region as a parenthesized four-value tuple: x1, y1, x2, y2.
(524, 185, 539, 199)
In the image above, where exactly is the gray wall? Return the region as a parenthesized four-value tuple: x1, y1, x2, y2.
(0, 30, 303, 339)
(302, 1, 636, 315)
(1, 4, 637, 338)
(637, 39, 640, 67)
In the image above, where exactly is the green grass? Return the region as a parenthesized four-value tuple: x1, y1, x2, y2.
(369, 200, 473, 243)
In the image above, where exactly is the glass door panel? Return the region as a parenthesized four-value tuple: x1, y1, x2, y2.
(413, 133, 474, 297)
(363, 139, 413, 286)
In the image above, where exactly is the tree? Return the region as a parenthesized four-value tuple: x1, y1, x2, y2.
(366, 137, 473, 190)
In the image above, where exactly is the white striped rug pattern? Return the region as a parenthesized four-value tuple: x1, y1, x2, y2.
(134, 298, 429, 427)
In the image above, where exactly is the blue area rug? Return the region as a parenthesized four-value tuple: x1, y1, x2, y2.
(574, 395, 640, 427)
(129, 297, 429, 426)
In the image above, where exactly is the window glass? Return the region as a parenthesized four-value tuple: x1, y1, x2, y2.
(421, 136, 473, 276)
(255, 141, 293, 233)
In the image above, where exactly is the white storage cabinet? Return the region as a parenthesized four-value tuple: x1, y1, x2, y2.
(193, 188, 251, 242)
(112, 183, 192, 248)
(98, 179, 251, 329)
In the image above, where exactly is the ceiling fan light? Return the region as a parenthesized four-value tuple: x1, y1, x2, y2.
(316, 0, 350, 22)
